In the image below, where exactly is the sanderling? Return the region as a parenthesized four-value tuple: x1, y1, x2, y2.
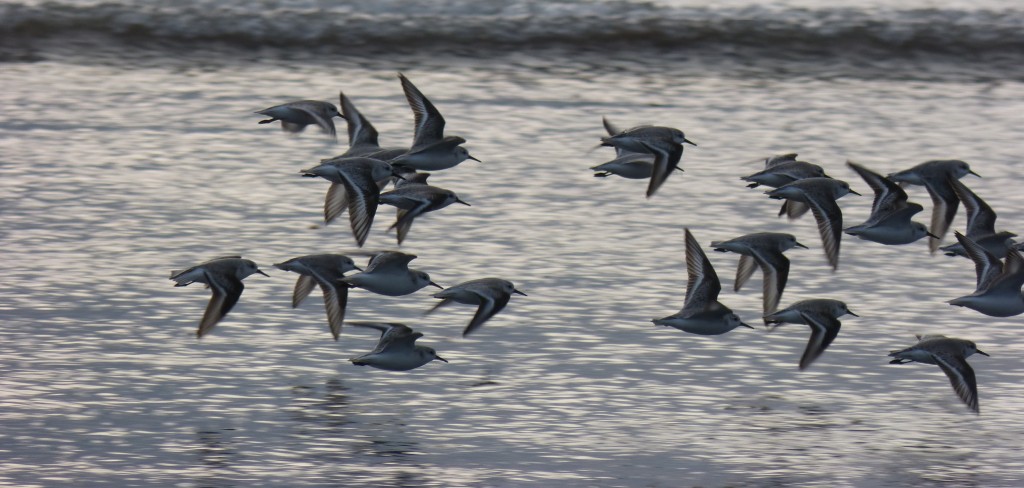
(887, 160, 980, 252)
(940, 177, 1017, 258)
(340, 251, 442, 296)
(763, 299, 857, 370)
(255, 99, 342, 140)
(742, 157, 829, 220)
(301, 156, 399, 246)
(711, 232, 807, 316)
(889, 334, 989, 413)
(273, 254, 363, 340)
(843, 161, 936, 245)
(742, 160, 828, 189)
(169, 256, 269, 338)
(591, 153, 660, 179)
(386, 73, 479, 171)
(379, 184, 470, 245)
(766, 177, 859, 270)
(393, 167, 431, 187)
(948, 231, 1024, 317)
(348, 322, 448, 371)
(590, 117, 662, 179)
(653, 228, 752, 335)
(600, 123, 695, 198)
(428, 278, 526, 336)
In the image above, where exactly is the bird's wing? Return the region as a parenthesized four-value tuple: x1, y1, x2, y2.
(734, 254, 758, 292)
(462, 290, 511, 337)
(682, 228, 722, 313)
(291, 274, 317, 308)
(340, 91, 380, 150)
(639, 140, 684, 199)
(321, 283, 349, 341)
(197, 273, 244, 338)
(796, 311, 841, 370)
(989, 246, 1024, 295)
(804, 192, 843, 270)
(933, 351, 979, 413)
(364, 251, 417, 274)
(922, 178, 961, 252)
(293, 102, 337, 139)
(399, 73, 446, 148)
(847, 161, 909, 216)
(339, 166, 382, 247)
(349, 322, 419, 352)
(753, 250, 789, 316)
(324, 182, 348, 225)
(954, 231, 1003, 290)
(869, 202, 924, 227)
(949, 177, 997, 238)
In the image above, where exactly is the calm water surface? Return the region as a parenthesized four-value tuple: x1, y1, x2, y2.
(2, 8, 1024, 486)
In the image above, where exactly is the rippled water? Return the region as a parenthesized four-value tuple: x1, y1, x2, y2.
(3, 20, 1024, 487)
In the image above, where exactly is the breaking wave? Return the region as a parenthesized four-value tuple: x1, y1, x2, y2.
(2, 1, 1023, 55)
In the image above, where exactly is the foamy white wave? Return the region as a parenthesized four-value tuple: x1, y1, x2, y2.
(2, 0, 1024, 54)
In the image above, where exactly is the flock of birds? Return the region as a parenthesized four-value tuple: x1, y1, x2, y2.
(592, 139, 1009, 413)
(168, 73, 1020, 413)
(171, 74, 525, 371)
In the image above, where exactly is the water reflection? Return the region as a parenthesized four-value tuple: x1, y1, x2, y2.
(195, 428, 236, 470)
(288, 377, 353, 428)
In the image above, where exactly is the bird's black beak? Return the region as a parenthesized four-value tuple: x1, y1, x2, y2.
(456, 198, 471, 206)
(429, 281, 444, 289)
(391, 171, 407, 180)
(977, 349, 990, 356)
(847, 310, 859, 317)
(513, 289, 527, 296)
(435, 355, 449, 363)
(794, 241, 809, 249)
(739, 321, 754, 329)
(467, 154, 482, 162)
(352, 265, 363, 272)
(927, 232, 941, 239)
(683, 138, 697, 146)
(848, 189, 862, 196)
(968, 170, 981, 177)
(257, 269, 270, 277)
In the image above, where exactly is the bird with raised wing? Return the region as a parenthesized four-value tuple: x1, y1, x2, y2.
(940, 176, 1017, 258)
(887, 159, 980, 252)
(386, 73, 479, 171)
(948, 231, 1024, 317)
(348, 322, 448, 371)
(653, 228, 752, 335)
(843, 161, 937, 245)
